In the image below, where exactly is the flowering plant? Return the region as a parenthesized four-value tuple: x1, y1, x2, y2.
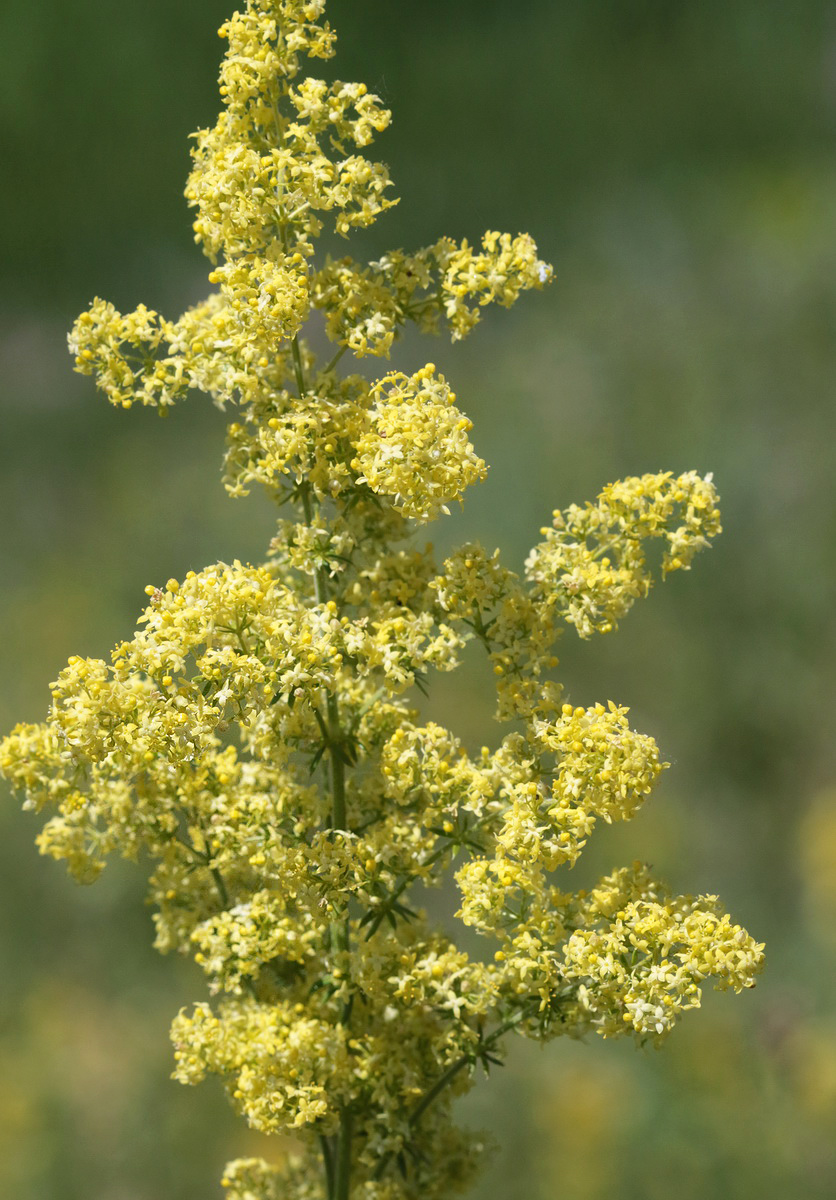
(0, 3, 763, 1198)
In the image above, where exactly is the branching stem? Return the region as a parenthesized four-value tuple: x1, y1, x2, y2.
(373, 1012, 526, 1182)
(323, 345, 348, 375)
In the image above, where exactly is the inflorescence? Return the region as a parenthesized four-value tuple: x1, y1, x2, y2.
(0, 4, 763, 1199)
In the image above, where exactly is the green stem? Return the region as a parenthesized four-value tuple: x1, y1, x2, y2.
(291, 334, 307, 403)
(364, 842, 449, 940)
(412, 1013, 522, 1123)
(318, 1133, 334, 1200)
(408, 1056, 469, 1126)
(373, 1012, 525, 1182)
(211, 866, 230, 909)
(179, 812, 230, 910)
(334, 1108, 353, 1200)
(290, 328, 353, 1194)
(289, 334, 347, 833)
(323, 344, 348, 375)
(327, 692, 347, 830)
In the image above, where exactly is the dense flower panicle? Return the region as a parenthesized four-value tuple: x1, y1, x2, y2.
(557, 863, 765, 1041)
(190, 889, 324, 993)
(172, 997, 350, 1130)
(70, 293, 296, 413)
(526, 471, 722, 637)
(533, 703, 665, 822)
(312, 234, 552, 358)
(381, 721, 494, 824)
(188, 3, 393, 260)
(352, 365, 487, 521)
(69, 301, 180, 410)
(1, 2, 763, 1199)
(222, 372, 369, 499)
(434, 231, 553, 339)
(313, 251, 436, 358)
(208, 250, 311, 344)
(493, 702, 666, 872)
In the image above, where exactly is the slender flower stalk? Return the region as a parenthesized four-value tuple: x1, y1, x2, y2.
(0, 3, 763, 1198)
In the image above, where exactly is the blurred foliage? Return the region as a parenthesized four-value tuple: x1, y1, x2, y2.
(1, 0, 835, 1197)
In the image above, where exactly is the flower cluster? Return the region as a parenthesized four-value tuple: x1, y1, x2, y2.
(1, 4, 763, 1200)
(311, 232, 552, 357)
(526, 471, 722, 638)
(559, 863, 765, 1039)
(188, 1, 392, 258)
(352, 365, 486, 521)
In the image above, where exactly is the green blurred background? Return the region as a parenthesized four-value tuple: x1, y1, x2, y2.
(2, 0, 836, 1196)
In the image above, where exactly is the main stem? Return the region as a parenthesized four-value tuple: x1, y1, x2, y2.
(292, 332, 352, 1200)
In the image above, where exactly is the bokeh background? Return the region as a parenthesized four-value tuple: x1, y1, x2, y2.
(2, 1, 836, 1196)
